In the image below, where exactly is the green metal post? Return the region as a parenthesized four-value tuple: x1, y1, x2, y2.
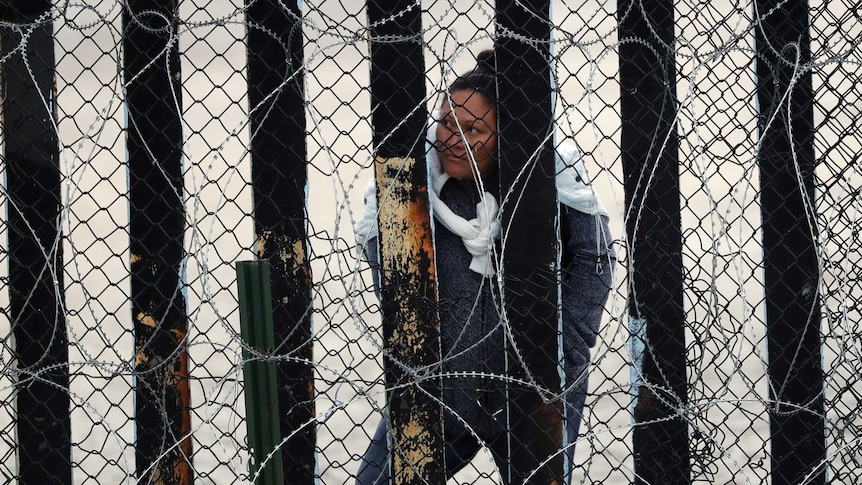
(236, 260, 285, 485)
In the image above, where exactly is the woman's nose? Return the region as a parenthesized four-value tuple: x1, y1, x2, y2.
(443, 130, 466, 151)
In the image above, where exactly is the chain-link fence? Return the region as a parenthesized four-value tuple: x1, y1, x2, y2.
(0, 0, 859, 483)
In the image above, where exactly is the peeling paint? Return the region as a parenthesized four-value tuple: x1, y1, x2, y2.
(136, 312, 158, 328)
(395, 419, 434, 481)
(392, 397, 438, 482)
(375, 156, 437, 282)
(170, 326, 186, 341)
(259, 229, 311, 287)
(257, 230, 270, 257)
(291, 240, 306, 265)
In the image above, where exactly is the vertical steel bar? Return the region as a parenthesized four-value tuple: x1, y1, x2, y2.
(124, 1, 192, 482)
(496, 1, 563, 483)
(236, 261, 285, 485)
(367, 1, 443, 483)
(245, 0, 315, 481)
(1, 2, 71, 483)
(754, 1, 825, 483)
(617, 1, 690, 483)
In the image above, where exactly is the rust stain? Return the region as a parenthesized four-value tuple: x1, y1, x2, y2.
(375, 155, 442, 482)
(375, 156, 436, 281)
(376, 154, 439, 356)
(259, 230, 312, 296)
(146, 327, 190, 484)
(173, 344, 193, 484)
(407, 184, 436, 277)
(535, 400, 564, 444)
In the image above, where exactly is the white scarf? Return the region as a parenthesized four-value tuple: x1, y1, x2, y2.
(354, 153, 501, 276)
(427, 147, 501, 276)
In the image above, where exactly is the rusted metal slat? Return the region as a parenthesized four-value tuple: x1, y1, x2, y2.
(368, 1, 443, 483)
(124, 1, 192, 482)
(245, 0, 315, 481)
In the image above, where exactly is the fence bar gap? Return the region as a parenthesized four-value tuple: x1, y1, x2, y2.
(496, 1, 564, 483)
(245, 1, 316, 481)
(236, 261, 285, 484)
(754, 0, 826, 483)
(367, 2, 443, 483)
(123, 2, 193, 482)
(617, 1, 690, 483)
(1, 2, 72, 483)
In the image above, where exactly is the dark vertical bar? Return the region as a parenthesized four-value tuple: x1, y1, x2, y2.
(1, 3, 71, 483)
(367, 2, 442, 484)
(496, 1, 563, 483)
(124, 2, 192, 483)
(245, 1, 315, 482)
(754, 1, 825, 483)
(236, 261, 285, 485)
(617, 1, 690, 483)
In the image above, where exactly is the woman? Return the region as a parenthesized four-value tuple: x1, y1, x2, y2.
(354, 49, 615, 484)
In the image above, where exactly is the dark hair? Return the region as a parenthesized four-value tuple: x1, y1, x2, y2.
(448, 49, 496, 104)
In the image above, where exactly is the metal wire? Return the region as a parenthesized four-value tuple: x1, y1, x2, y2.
(0, 0, 858, 483)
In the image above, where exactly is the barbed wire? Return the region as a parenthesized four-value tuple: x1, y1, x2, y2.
(0, 0, 859, 483)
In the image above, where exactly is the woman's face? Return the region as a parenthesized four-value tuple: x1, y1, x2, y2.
(435, 89, 498, 180)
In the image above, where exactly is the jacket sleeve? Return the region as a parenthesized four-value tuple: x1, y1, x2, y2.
(559, 204, 615, 380)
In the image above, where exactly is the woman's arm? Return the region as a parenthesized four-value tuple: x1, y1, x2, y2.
(559, 205, 616, 380)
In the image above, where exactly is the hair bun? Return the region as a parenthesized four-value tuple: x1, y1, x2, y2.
(446, 47, 497, 102)
(475, 49, 496, 74)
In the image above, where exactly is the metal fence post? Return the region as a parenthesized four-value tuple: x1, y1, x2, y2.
(368, 1, 443, 483)
(755, 1, 826, 483)
(1, 2, 71, 482)
(618, 1, 691, 483)
(124, 1, 193, 482)
(245, 1, 316, 481)
(496, 1, 564, 482)
(236, 261, 285, 485)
